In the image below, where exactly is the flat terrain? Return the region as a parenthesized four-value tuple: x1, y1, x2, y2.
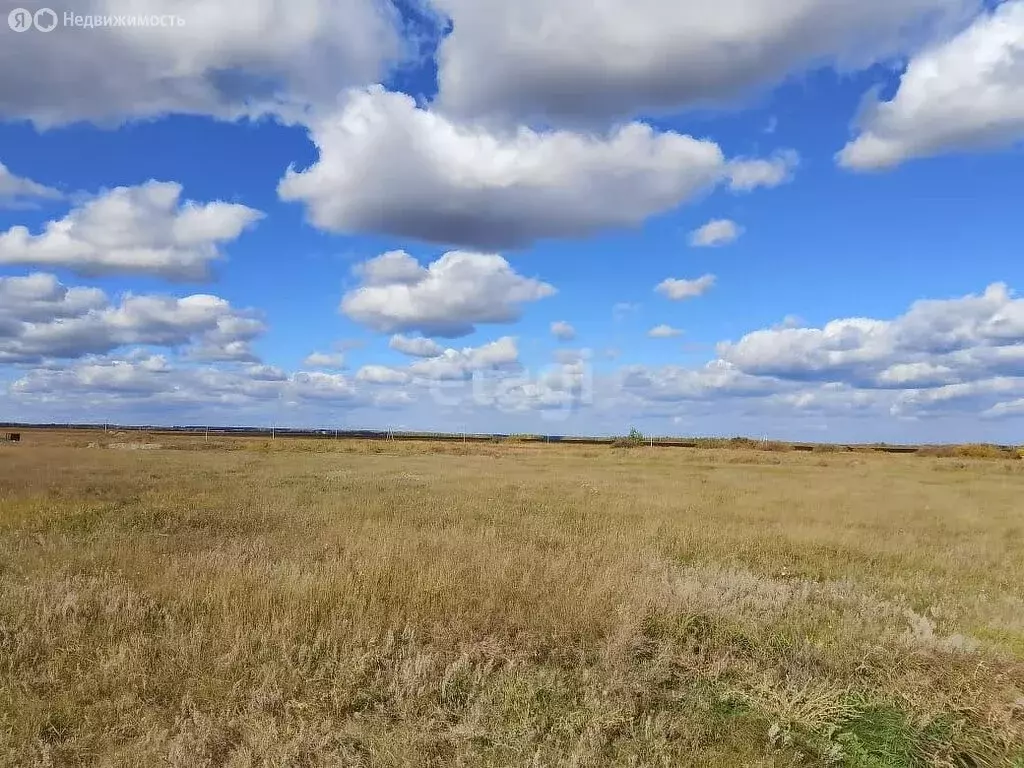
(1, 431, 1023, 766)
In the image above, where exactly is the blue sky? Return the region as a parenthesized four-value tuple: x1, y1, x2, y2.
(1, 0, 1024, 442)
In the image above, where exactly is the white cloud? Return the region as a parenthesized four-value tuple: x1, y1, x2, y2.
(891, 377, 1024, 418)
(551, 321, 577, 341)
(8, 357, 346, 412)
(355, 250, 428, 286)
(620, 360, 779, 402)
(389, 334, 445, 358)
(303, 352, 345, 369)
(983, 398, 1024, 419)
(0, 273, 264, 364)
(246, 364, 288, 382)
(11, 358, 374, 409)
(718, 283, 1024, 387)
(0, 273, 107, 324)
(341, 250, 555, 337)
(8, 279, 1024, 437)
(408, 337, 520, 381)
(285, 372, 361, 403)
(480, 359, 593, 414)
(839, 1, 1024, 170)
(726, 151, 800, 192)
(278, 86, 792, 250)
(356, 365, 412, 385)
(0, 181, 263, 280)
(616, 283, 1024, 425)
(689, 219, 742, 248)
(188, 339, 262, 363)
(429, 0, 977, 124)
(656, 275, 717, 300)
(0, 0, 402, 128)
(0, 162, 63, 208)
(649, 325, 684, 338)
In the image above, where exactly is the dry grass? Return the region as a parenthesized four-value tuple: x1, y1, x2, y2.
(1, 430, 1023, 766)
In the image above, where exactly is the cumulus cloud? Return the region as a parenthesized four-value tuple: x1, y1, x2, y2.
(615, 282, 1024, 426)
(12, 357, 180, 400)
(289, 371, 360, 402)
(0, 0, 401, 128)
(355, 250, 428, 286)
(278, 87, 794, 250)
(551, 321, 577, 341)
(9, 278, 1024, 434)
(10, 357, 371, 410)
(478, 359, 594, 414)
(303, 352, 345, 369)
(983, 398, 1024, 419)
(718, 283, 1024, 388)
(656, 275, 717, 300)
(726, 151, 800, 192)
(0, 181, 263, 279)
(839, 1, 1024, 170)
(429, 0, 977, 124)
(620, 360, 780, 402)
(341, 250, 555, 337)
(408, 337, 520, 381)
(689, 219, 742, 248)
(0, 272, 107, 323)
(0, 273, 264, 364)
(889, 377, 1024, 420)
(0, 162, 63, 208)
(187, 339, 262, 364)
(246, 364, 288, 382)
(649, 325, 684, 338)
(389, 334, 445, 358)
(356, 365, 412, 385)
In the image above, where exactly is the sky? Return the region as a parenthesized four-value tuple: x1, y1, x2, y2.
(1, 0, 1023, 442)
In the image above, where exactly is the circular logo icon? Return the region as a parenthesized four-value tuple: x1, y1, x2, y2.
(8, 8, 33, 31)
(33, 8, 58, 32)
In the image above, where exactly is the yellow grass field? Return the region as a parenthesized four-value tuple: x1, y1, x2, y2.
(1, 430, 1023, 766)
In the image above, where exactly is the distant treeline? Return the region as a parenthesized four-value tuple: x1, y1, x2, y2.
(2, 423, 1019, 456)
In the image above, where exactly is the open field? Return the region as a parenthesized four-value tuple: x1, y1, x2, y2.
(1, 430, 1023, 766)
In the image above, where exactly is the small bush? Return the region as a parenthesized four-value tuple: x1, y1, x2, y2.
(504, 434, 541, 443)
(613, 427, 646, 449)
(812, 444, 845, 454)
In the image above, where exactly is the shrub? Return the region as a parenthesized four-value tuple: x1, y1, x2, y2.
(811, 444, 845, 453)
(612, 427, 647, 449)
(505, 434, 541, 443)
